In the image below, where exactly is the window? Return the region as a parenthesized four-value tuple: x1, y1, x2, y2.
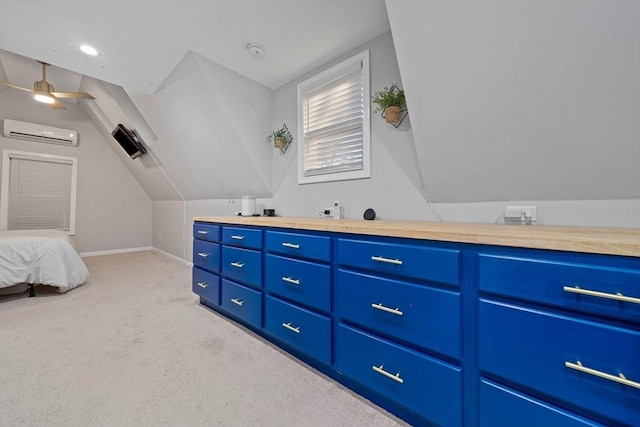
(297, 50, 370, 184)
(0, 150, 78, 234)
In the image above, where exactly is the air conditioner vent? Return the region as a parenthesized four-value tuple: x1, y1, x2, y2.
(2, 119, 78, 146)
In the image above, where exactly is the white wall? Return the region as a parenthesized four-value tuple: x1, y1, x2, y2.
(128, 51, 274, 201)
(271, 31, 428, 221)
(0, 89, 152, 254)
(153, 28, 640, 263)
(153, 198, 274, 261)
(385, 0, 640, 203)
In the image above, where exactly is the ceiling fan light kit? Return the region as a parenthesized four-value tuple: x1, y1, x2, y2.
(0, 60, 95, 109)
(33, 79, 55, 103)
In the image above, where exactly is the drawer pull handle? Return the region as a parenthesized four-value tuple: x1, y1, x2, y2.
(197, 230, 209, 235)
(372, 365, 404, 384)
(197, 252, 209, 258)
(371, 256, 403, 265)
(563, 286, 640, 305)
(231, 235, 245, 240)
(371, 303, 403, 316)
(230, 262, 245, 268)
(231, 298, 244, 306)
(196, 282, 208, 289)
(282, 242, 300, 249)
(282, 322, 301, 334)
(282, 276, 300, 285)
(565, 360, 640, 389)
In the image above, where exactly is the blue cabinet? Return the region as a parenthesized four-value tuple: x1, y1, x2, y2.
(337, 324, 462, 427)
(192, 220, 639, 427)
(193, 239, 220, 273)
(265, 295, 331, 364)
(265, 254, 331, 313)
(220, 279, 262, 327)
(192, 267, 220, 305)
(337, 269, 461, 359)
(337, 238, 460, 286)
(221, 245, 262, 288)
(479, 300, 640, 426)
(480, 380, 604, 427)
(192, 222, 222, 308)
(266, 230, 330, 262)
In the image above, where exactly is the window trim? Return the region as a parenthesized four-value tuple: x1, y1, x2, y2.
(297, 50, 370, 184)
(0, 149, 78, 235)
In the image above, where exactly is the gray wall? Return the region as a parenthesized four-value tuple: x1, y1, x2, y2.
(270, 31, 428, 221)
(0, 89, 152, 254)
(386, 0, 640, 203)
(152, 27, 640, 262)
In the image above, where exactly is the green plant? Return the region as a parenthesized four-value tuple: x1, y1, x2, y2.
(371, 84, 406, 113)
(267, 123, 293, 153)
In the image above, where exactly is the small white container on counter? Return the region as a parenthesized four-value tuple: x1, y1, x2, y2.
(241, 196, 256, 216)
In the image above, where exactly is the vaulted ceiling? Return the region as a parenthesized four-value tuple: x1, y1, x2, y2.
(0, 0, 390, 93)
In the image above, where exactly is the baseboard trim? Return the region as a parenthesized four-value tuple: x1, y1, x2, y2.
(152, 247, 192, 267)
(80, 246, 153, 258)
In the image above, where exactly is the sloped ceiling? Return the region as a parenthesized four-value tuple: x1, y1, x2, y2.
(386, 0, 640, 203)
(0, 0, 391, 203)
(0, 0, 390, 92)
(125, 51, 273, 200)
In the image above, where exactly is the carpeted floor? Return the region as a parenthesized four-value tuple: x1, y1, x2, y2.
(0, 251, 405, 427)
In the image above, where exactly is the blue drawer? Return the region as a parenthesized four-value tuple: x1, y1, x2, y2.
(337, 269, 461, 359)
(265, 254, 331, 313)
(193, 239, 220, 273)
(480, 380, 604, 427)
(222, 226, 262, 250)
(222, 246, 262, 288)
(337, 324, 461, 427)
(265, 231, 330, 262)
(192, 267, 220, 305)
(337, 238, 460, 286)
(220, 279, 262, 327)
(479, 300, 640, 426)
(265, 296, 331, 365)
(193, 222, 220, 242)
(479, 253, 640, 323)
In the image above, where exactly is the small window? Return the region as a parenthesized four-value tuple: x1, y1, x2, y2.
(0, 150, 78, 234)
(297, 50, 370, 184)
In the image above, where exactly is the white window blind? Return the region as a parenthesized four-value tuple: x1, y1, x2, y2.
(298, 50, 370, 184)
(1, 150, 77, 234)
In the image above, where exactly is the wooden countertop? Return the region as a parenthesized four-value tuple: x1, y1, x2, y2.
(194, 216, 640, 257)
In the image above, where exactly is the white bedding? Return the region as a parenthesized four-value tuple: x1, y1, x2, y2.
(0, 229, 89, 293)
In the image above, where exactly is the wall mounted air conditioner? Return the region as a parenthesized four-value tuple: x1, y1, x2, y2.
(2, 119, 78, 146)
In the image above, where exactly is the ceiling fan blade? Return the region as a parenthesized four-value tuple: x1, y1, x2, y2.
(51, 91, 95, 99)
(0, 80, 33, 93)
(51, 99, 66, 110)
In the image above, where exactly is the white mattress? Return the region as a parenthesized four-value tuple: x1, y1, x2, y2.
(0, 229, 89, 292)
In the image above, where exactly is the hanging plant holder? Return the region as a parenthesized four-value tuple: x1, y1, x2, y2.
(267, 124, 293, 154)
(372, 84, 408, 128)
(274, 137, 286, 150)
(383, 106, 402, 124)
(381, 106, 409, 128)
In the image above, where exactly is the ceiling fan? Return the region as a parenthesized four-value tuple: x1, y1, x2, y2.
(0, 60, 95, 109)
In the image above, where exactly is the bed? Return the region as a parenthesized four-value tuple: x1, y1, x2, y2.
(0, 229, 89, 296)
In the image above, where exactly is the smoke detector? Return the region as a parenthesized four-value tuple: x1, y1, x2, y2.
(247, 43, 265, 58)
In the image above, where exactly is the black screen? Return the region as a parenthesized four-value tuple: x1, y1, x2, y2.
(111, 124, 146, 159)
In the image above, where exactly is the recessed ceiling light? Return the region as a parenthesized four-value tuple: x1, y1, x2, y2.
(80, 45, 98, 56)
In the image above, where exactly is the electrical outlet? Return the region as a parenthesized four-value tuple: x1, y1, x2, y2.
(505, 206, 537, 225)
(320, 201, 342, 219)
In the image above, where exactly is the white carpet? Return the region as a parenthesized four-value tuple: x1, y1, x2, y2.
(0, 251, 405, 427)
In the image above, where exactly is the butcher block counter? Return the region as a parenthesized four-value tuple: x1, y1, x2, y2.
(194, 216, 640, 257)
(192, 216, 639, 426)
